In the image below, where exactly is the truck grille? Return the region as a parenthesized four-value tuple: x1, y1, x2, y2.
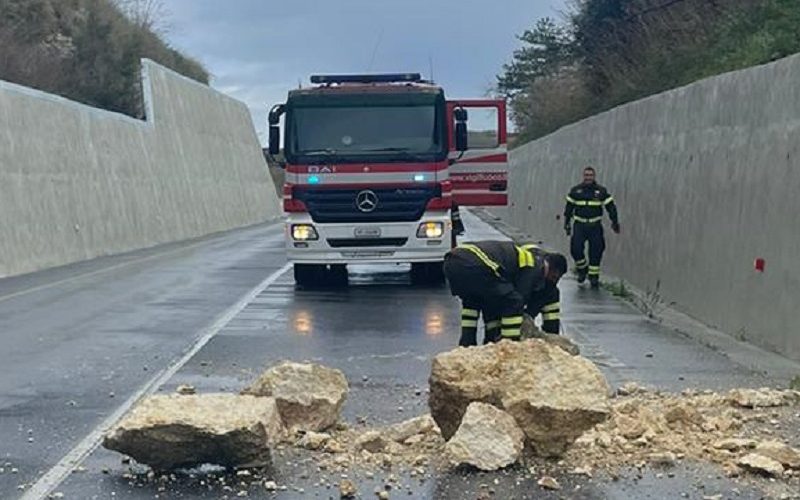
(294, 186, 438, 223)
(327, 238, 408, 248)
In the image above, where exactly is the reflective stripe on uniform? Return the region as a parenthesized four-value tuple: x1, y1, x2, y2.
(588, 266, 600, 276)
(604, 196, 615, 205)
(541, 302, 560, 312)
(485, 320, 500, 330)
(501, 329, 521, 338)
(460, 244, 501, 275)
(516, 246, 535, 268)
(566, 195, 577, 204)
(542, 312, 560, 321)
(501, 316, 524, 326)
(461, 308, 479, 318)
(586, 200, 603, 206)
(575, 258, 588, 269)
(461, 319, 479, 328)
(573, 216, 602, 223)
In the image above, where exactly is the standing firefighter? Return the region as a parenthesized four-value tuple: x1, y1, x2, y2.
(564, 166, 620, 288)
(443, 241, 567, 346)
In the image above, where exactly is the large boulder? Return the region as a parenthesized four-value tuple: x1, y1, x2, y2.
(103, 394, 284, 470)
(242, 361, 348, 432)
(445, 402, 524, 471)
(429, 340, 610, 456)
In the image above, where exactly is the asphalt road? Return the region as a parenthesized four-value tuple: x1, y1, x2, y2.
(0, 212, 791, 499)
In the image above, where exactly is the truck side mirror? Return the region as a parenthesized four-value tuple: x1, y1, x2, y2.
(267, 104, 285, 157)
(268, 126, 281, 156)
(454, 107, 468, 152)
(455, 122, 468, 152)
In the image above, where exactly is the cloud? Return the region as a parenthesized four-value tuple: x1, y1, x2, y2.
(165, 0, 566, 142)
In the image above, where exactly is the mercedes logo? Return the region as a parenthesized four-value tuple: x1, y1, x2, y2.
(355, 190, 379, 213)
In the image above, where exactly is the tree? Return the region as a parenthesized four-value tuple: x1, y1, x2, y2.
(496, 18, 576, 99)
(113, 0, 171, 35)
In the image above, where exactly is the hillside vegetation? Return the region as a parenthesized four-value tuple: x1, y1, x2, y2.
(498, 0, 800, 144)
(0, 0, 208, 118)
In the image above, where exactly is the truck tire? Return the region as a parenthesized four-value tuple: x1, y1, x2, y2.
(411, 262, 445, 286)
(294, 264, 348, 288)
(294, 264, 324, 287)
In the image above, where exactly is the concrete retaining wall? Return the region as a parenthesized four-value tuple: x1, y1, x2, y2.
(507, 54, 800, 361)
(0, 59, 280, 277)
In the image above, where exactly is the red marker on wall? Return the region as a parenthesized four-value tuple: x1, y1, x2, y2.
(754, 257, 766, 273)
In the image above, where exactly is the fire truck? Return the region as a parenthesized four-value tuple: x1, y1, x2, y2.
(267, 73, 508, 286)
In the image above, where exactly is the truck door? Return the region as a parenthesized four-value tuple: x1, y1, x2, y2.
(446, 99, 508, 206)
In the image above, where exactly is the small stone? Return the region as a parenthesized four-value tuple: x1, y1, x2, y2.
(713, 438, 757, 451)
(237, 491, 248, 497)
(738, 453, 784, 476)
(616, 382, 645, 396)
(176, 385, 196, 395)
(754, 440, 800, 468)
(377, 491, 389, 499)
(728, 388, 785, 408)
(645, 352, 654, 358)
(339, 479, 357, 498)
(109, 392, 115, 398)
(537, 476, 561, 490)
(297, 431, 331, 451)
(649, 452, 677, 467)
(355, 431, 387, 453)
(570, 466, 592, 477)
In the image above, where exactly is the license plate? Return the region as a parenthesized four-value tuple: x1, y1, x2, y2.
(354, 226, 381, 238)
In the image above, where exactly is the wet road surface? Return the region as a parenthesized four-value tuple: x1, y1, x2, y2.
(0, 212, 792, 499)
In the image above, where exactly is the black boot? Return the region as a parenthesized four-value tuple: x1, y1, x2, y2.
(589, 276, 600, 289)
(577, 268, 587, 284)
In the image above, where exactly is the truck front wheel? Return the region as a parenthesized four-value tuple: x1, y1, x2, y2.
(294, 264, 348, 288)
(410, 262, 445, 286)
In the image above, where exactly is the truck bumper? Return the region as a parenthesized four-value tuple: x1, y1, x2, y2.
(285, 213, 451, 265)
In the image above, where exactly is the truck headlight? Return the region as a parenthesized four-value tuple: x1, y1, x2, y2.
(417, 222, 444, 238)
(292, 224, 319, 241)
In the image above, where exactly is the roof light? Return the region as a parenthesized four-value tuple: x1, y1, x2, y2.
(310, 73, 423, 84)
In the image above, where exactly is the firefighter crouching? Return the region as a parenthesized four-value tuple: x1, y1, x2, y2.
(564, 166, 620, 288)
(443, 241, 567, 346)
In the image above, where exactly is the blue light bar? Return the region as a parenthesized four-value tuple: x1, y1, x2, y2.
(310, 73, 423, 84)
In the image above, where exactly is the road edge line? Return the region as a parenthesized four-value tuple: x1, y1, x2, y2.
(20, 262, 292, 500)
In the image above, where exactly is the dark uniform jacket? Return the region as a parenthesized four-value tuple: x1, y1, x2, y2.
(564, 182, 619, 226)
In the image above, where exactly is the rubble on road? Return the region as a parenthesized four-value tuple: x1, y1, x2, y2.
(445, 402, 524, 471)
(103, 394, 284, 470)
(565, 386, 800, 485)
(429, 339, 610, 456)
(242, 361, 348, 432)
(728, 388, 790, 408)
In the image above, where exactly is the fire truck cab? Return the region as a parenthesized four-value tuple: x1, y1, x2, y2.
(268, 73, 507, 286)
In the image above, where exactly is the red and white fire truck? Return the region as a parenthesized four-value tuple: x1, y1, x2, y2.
(267, 73, 508, 286)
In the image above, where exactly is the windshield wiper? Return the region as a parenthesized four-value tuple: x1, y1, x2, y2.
(363, 147, 428, 161)
(300, 148, 338, 156)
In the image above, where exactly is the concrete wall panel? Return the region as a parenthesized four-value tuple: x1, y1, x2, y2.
(0, 60, 279, 277)
(507, 54, 800, 361)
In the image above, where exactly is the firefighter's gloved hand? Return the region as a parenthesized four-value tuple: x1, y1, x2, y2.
(612, 222, 621, 234)
(564, 224, 571, 237)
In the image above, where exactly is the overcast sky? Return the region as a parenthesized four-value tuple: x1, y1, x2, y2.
(165, 0, 567, 143)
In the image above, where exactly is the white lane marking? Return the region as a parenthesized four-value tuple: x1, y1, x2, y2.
(21, 262, 292, 500)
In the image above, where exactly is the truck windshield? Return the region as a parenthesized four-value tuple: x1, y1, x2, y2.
(289, 105, 444, 162)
